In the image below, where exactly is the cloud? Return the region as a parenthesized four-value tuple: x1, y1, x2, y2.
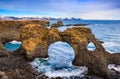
(0, 0, 120, 19)
(77, 8, 120, 19)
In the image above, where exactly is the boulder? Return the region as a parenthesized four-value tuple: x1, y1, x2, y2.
(51, 23, 58, 28)
(51, 21, 64, 28)
(65, 24, 88, 26)
(57, 21, 63, 26)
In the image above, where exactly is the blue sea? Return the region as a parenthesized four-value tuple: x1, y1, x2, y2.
(4, 20, 120, 78)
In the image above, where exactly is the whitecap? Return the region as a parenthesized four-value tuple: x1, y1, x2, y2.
(102, 42, 120, 53)
(108, 64, 120, 73)
(44, 66, 87, 78)
(10, 40, 21, 44)
(30, 41, 88, 78)
(30, 58, 88, 78)
(102, 42, 120, 47)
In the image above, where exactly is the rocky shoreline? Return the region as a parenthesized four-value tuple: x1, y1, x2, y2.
(0, 49, 104, 79)
(0, 20, 120, 79)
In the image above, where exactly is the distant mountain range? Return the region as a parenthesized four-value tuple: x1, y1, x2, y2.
(0, 16, 82, 20)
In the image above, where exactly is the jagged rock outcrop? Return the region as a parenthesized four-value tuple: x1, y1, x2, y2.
(20, 25, 120, 79)
(21, 24, 49, 59)
(57, 21, 63, 26)
(0, 21, 120, 79)
(66, 24, 88, 26)
(51, 21, 63, 27)
(0, 20, 49, 49)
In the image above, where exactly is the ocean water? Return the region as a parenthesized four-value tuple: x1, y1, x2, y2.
(4, 40, 21, 51)
(49, 20, 120, 53)
(4, 20, 120, 78)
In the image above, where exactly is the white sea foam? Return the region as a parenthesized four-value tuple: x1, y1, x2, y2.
(102, 42, 120, 53)
(10, 40, 21, 44)
(30, 41, 88, 78)
(44, 66, 87, 78)
(108, 64, 120, 73)
(30, 58, 88, 78)
(102, 42, 120, 47)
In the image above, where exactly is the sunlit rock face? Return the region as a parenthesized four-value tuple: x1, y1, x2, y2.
(0, 20, 49, 50)
(21, 24, 49, 59)
(20, 24, 120, 78)
(0, 20, 50, 79)
(0, 20, 120, 79)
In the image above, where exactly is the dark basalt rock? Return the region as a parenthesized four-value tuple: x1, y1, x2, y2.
(0, 49, 39, 79)
(66, 23, 89, 26)
(0, 49, 9, 57)
(57, 21, 63, 26)
(0, 21, 120, 79)
(51, 21, 64, 28)
(100, 41, 104, 44)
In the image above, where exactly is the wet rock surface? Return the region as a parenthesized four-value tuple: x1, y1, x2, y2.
(65, 24, 89, 26)
(0, 21, 120, 79)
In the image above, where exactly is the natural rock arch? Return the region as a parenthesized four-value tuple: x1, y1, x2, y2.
(20, 24, 120, 78)
(0, 20, 49, 49)
(47, 41, 75, 67)
(0, 22, 120, 79)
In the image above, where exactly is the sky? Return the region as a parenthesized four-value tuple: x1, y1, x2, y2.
(0, 0, 120, 20)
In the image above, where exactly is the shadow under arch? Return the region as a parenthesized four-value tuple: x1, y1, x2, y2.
(47, 41, 75, 68)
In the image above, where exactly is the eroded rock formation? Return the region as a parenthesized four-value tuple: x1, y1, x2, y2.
(20, 24, 120, 79)
(0, 20, 49, 48)
(0, 21, 120, 79)
(51, 21, 63, 27)
(65, 23, 88, 26)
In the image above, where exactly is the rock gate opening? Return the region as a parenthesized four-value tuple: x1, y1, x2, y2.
(48, 41, 75, 67)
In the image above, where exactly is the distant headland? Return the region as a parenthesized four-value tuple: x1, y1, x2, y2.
(0, 16, 82, 20)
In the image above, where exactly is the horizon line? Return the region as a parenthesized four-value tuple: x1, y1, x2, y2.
(0, 15, 120, 20)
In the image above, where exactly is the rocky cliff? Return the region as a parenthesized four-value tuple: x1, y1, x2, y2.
(0, 21, 120, 79)
(0, 20, 49, 48)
